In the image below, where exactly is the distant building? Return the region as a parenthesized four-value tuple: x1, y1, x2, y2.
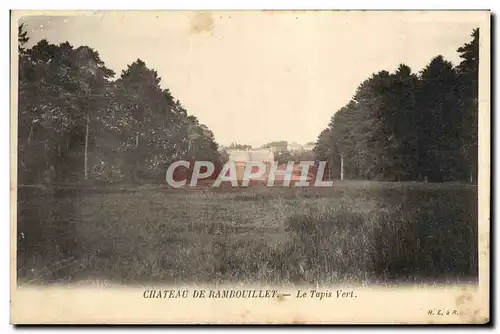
(287, 142, 303, 153)
(226, 148, 316, 185)
(227, 148, 274, 182)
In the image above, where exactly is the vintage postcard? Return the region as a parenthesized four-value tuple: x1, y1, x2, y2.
(10, 10, 490, 324)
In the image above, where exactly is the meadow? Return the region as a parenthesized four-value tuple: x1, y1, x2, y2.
(16, 181, 478, 286)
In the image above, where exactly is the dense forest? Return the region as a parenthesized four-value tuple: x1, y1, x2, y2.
(17, 24, 222, 186)
(313, 29, 479, 183)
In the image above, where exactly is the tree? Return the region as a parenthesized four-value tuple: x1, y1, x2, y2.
(314, 29, 479, 183)
(18, 23, 29, 55)
(274, 149, 293, 165)
(228, 143, 252, 150)
(18, 37, 115, 185)
(112, 59, 176, 183)
(105, 60, 223, 184)
(18, 33, 222, 186)
(313, 128, 336, 178)
(381, 64, 419, 180)
(261, 141, 288, 150)
(72, 46, 115, 180)
(416, 56, 464, 181)
(456, 28, 479, 183)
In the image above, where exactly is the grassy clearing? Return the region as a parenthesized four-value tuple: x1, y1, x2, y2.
(17, 181, 478, 285)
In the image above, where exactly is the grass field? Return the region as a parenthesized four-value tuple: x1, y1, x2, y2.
(16, 181, 478, 286)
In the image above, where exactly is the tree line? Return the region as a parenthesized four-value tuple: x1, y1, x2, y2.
(17, 24, 222, 186)
(313, 29, 479, 183)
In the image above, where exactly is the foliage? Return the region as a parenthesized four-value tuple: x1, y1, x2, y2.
(17, 26, 222, 186)
(227, 142, 252, 150)
(313, 29, 479, 183)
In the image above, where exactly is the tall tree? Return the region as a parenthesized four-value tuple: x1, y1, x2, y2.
(314, 28, 479, 183)
(416, 56, 463, 182)
(113, 59, 171, 183)
(18, 23, 29, 55)
(18, 31, 223, 186)
(456, 28, 479, 183)
(19, 38, 113, 184)
(383, 64, 419, 180)
(228, 143, 252, 150)
(72, 46, 115, 180)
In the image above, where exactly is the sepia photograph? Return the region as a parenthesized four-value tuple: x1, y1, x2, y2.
(10, 10, 490, 324)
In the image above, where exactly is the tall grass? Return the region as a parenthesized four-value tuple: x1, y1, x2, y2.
(17, 182, 478, 285)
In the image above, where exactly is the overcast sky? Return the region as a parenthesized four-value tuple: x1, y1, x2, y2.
(19, 11, 485, 148)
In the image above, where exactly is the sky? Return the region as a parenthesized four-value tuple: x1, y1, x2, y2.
(18, 11, 486, 148)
